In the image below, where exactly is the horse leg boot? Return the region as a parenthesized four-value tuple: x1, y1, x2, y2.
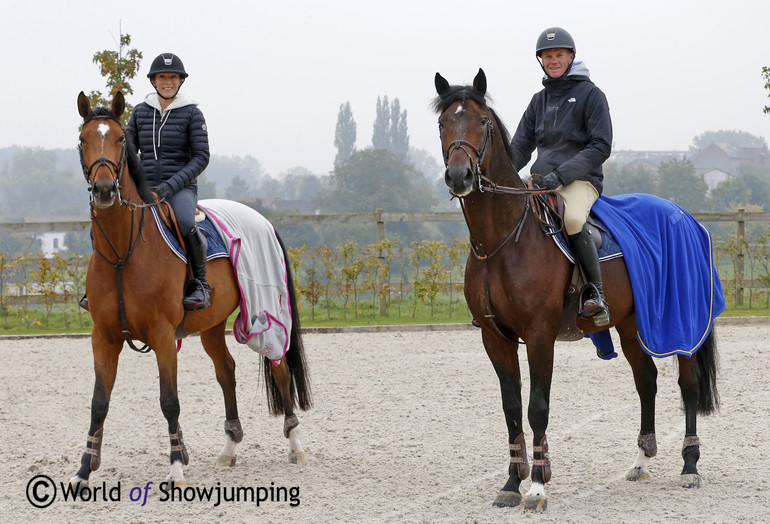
(569, 224, 609, 326)
(183, 226, 211, 310)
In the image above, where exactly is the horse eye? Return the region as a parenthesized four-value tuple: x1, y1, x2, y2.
(118, 135, 125, 143)
(480, 116, 490, 126)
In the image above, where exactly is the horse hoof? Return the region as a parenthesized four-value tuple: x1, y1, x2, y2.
(216, 454, 236, 467)
(625, 467, 650, 481)
(492, 490, 522, 507)
(68, 477, 87, 494)
(520, 495, 548, 513)
(162, 478, 187, 490)
(680, 473, 702, 489)
(289, 451, 307, 465)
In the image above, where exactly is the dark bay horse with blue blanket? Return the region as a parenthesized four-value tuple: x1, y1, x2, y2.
(70, 91, 311, 490)
(434, 70, 723, 512)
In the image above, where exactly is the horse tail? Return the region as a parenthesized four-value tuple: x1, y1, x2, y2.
(262, 231, 313, 415)
(694, 326, 720, 415)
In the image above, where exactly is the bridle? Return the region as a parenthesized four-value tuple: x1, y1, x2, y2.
(440, 102, 559, 344)
(441, 113, 493, 182)
(78, 115, 158, 354)
(440, 106, 556, 261)
(78, 115, 128, 209)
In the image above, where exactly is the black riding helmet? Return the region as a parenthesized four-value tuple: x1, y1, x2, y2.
(535, 27, 576, 76)
(147, 53, 188, 100)
(147, 53, 189, 79)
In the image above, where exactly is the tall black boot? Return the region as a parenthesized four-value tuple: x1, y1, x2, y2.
(569, 224, 609, 326)
(183, 226, 211, 310)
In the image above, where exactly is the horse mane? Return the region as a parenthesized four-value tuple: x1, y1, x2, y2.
(84, 107, 155, 204)
(432, 85, 516, 166)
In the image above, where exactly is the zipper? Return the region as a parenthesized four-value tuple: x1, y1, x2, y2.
(153, 108, 171, 160)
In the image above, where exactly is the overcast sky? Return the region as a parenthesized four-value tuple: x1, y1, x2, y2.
(1, 0, 768, 177)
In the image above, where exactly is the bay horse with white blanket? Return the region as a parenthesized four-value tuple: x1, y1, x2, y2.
(433, 70, 722, 512)
(71, 91, 311, 490)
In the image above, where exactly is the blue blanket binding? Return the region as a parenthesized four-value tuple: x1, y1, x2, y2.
(584, 194, 725, 359)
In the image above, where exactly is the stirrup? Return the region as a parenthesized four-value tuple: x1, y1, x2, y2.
(579, 284, 609, 326)
(183, 279, 211, 310)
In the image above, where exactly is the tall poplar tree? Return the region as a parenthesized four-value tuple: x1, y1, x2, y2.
(371, 96, 409, 158)
(389, 98, 409, 158)
(372, 96, 391, 150)
(334, 102, 357, 168)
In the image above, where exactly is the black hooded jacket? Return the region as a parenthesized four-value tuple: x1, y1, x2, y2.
(510, 61, 612, 194)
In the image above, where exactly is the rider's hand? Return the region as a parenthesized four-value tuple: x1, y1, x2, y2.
(154, 184, 173, 201)
(540, 172, 562, 190)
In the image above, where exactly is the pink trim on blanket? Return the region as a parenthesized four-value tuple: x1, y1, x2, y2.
(198, 204, 291, 365)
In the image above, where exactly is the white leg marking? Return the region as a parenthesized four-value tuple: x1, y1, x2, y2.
(525, 481, 546, 498)
(626, 448, 651, 481)
(288, 426, 304, 453)
(216, 435, 238, 466)
(631, 448, 650, 471)
(167, 460, 186, 487)
(287, 427, 307, 465)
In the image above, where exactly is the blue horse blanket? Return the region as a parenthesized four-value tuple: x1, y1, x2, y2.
(590, 194, 725, 358)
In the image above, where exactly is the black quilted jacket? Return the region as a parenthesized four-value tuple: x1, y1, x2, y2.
(126, 94, 210, 194)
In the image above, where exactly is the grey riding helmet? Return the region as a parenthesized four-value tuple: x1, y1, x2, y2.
(535, 27, 576, 56)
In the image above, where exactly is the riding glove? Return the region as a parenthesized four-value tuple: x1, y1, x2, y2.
(154, 183, 173, 201)
(540, 172, 562, 190)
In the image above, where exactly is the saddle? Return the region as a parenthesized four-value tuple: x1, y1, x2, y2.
(529, 182, 609, 342)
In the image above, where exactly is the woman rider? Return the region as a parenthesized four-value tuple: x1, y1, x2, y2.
(127, 53, 212, 309)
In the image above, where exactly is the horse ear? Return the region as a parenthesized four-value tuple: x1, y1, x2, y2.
(77, 91, 91, 119)
(112, 91, 125, 118)
(473, 68, 487, 96)
(435, 73, 450, 96)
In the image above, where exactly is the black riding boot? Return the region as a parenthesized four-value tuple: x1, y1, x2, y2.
(569, 224, 609, 326)
(183, 226, 211, 310)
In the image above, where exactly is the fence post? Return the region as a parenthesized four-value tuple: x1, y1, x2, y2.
(736, 208, 745, 307)
(376, 209, 387, 316)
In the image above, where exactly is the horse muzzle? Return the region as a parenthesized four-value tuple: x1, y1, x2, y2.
(90, 178, 119, 208)
(445, 164, 475, 197)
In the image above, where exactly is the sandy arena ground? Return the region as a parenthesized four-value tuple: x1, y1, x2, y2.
(1, 319, 768, 523)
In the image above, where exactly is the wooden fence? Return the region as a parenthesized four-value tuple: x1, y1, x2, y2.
(2, 208, 769, 307)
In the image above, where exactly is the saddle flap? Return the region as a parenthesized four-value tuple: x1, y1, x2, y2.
(157, 201, 186, 249)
